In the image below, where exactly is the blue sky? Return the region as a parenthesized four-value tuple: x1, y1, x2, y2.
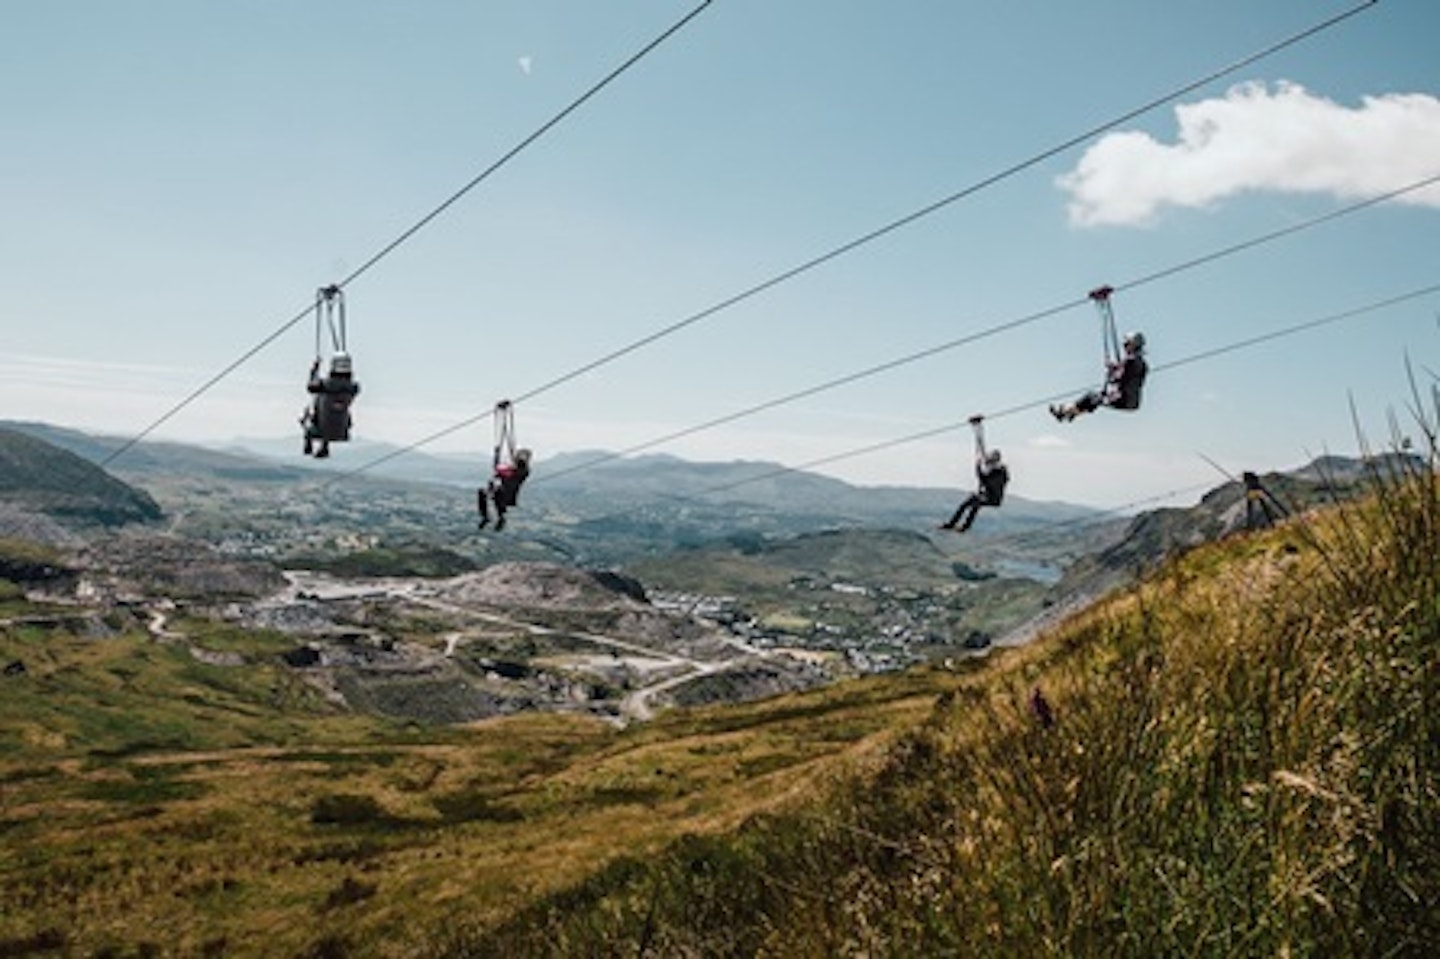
(2, 0, 1438, 508)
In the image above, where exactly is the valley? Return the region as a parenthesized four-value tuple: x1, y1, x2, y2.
(0, 573, 956, 957)
(1, 421, 1378, 731)
(3, 422, 1429, 956)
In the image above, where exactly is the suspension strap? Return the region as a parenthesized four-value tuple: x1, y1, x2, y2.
(1089, 285, 1120, 365)
(968, 413, 985, 458)
(315, 285, 346, 357)
(493, 400, 516, 469)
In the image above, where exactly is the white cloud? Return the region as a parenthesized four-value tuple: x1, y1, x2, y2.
(517, 56, 533, 75)
(1058, 82, 1440, 227)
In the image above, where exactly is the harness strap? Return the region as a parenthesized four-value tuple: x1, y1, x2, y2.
(315, 285, 346, 357)
(1089, 285, 1120, 366)
(493, 400, 516, 470)
(968, 414, 985, 459)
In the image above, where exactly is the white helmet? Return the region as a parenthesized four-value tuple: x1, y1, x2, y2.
(515, 448, 533, 463)
(1124, 332, 1146, 352)
(330, 352, 353, 375)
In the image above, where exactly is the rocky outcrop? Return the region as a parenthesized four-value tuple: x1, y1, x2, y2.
(79, 533, 286, 601)
(0, 505, 87, 550)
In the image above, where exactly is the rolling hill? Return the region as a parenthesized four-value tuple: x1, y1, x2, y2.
(1, 430, 1433, 956)
(0, 420, 1104, 570)
(1, 397, 1434, 955)
(452, 432, 1440, 958)
(0, 426, 161, 529)
(1050, 455, 1412, 603)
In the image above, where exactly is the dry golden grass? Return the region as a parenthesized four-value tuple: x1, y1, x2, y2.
(0, 632, 953, 957)
(9, 420, 1435, 956)
(450, 456, 1439, 958)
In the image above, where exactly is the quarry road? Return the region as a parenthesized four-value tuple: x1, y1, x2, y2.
(620, 659, 725, 722)
(276, 570, 775, 724)
(146, 604, 184, 641)
(409, 593, 693, 666)
(407, 592, 715, 724)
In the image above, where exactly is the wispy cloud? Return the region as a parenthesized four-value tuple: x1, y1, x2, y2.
(517, 55, 533, 76)
(0, 353, 287, 394)
(0, 353, 298, 441)
(1027, 434, 1072, 449)
(1058, 82, 1440, 227)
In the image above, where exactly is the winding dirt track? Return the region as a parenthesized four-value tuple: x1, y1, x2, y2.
(273, 570, 772, 724)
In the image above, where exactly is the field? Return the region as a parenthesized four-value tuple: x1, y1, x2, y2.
(0, 612, 954, 957)
(455, 439, 1440, 957)
(3, 424, 1436, 956)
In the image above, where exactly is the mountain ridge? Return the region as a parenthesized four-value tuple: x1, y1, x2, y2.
(0, 426, 161, 529)
(0, 421, 1101, 567)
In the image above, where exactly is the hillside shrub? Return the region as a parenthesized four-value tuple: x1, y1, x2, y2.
(310, 793, 389, 827)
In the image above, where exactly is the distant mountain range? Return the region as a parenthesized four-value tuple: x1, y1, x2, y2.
(1, 420, 1410, 601)
(226, 433, 1098, 525)
(5, 421, 312, 482)
(1, 421, 1098, 542)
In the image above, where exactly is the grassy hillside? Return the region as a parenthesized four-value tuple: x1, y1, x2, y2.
(456, 448, 1439, 956)
(0, 604, 953, 957)
(1052, 458, 1386, 603)
(2, 438, 1433, 956)
(0, 427, 161, 527)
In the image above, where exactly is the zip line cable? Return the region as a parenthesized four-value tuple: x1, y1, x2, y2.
(500, 0, 1379, 401)
(959, 443, 1341, 555)
(570, 465, 1208, 562)
(979, 480, 1218, 551)
(705, 281, 1440, 495)
(823, 477, 1218, 576)
(1196, 450, 1246, 488)
(333, 169, 1439, 491)
(531, 172, 1440, 486)
(559, 281, 1440, 523)
(97, 1, 713, 469)
(335, 4, 713, 295)
(335, 0, 1379, 481)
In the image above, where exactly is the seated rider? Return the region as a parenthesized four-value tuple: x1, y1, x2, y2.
(478, 448, 532, 531)
(302, 352, 360, 459)
(1050, 331, 1147, 422)
(940, 415, 1009, 533)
